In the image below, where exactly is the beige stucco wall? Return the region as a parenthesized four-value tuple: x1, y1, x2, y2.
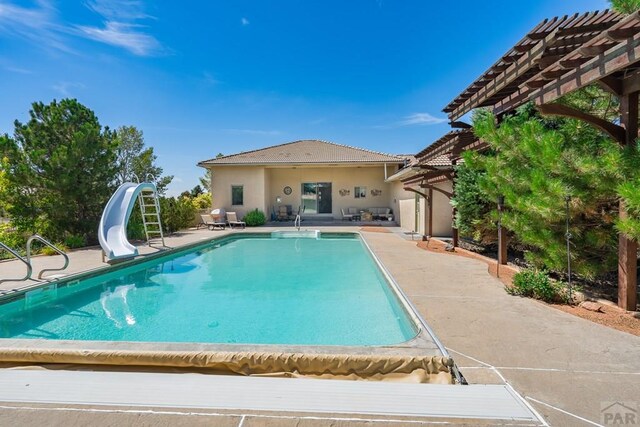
(207, 164, 400, 219)
(390, 180, 453, 237)
(266, 165, 394, 219)
(208, 166, 267, 217)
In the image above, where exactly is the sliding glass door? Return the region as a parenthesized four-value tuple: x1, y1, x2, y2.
(301, 182, 332, 214)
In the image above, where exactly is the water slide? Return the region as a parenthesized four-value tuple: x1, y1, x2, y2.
(99, 182, 157, 261)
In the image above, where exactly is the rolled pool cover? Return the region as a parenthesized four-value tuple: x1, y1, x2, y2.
(0, 349, 455, 384)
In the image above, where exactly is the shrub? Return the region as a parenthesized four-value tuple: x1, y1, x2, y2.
(64, 234, 86, 249)
(160, 196, 197, 233)
(509, 268, 567, 303)
(190, 193, 212, 210)
(126, 209, 147, 240)
(0, 223, 27, 259)
(244, 209, 266, 227)
(40, 242, 69, 256)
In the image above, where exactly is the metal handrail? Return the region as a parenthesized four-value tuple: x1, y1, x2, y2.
(26, 234, 69, 280)
(0, 242, 32, 285)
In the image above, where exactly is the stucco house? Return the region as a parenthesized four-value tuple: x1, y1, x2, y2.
(198, 139, 453, 236)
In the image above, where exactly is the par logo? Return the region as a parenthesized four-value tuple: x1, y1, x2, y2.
(601, 401, 638, 425)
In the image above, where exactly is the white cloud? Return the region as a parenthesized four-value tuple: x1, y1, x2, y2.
(202, 71, 220, 86)
(4, 65, 33, 74)
(76, 21, 163, 56)
(399, 113, 448, 126)
(224, 129, 281, 136)
(78, 0, 165, 56)
(241, 17, 250, 26)
(85, 0, 152, 21)
(52, 81, 85, 96)
(0, 0, 164, 56)
(0, 1, 72, 52)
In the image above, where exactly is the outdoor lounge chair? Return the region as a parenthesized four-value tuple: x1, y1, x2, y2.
(277, 205, 290, 221)
(200, 214, 225, 230)
(226, 212, 246, 229)
(341, 208, 354, 221)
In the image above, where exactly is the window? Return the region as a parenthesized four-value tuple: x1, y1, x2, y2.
(231, 185, 244, 205)
(354, 186, 367, 199)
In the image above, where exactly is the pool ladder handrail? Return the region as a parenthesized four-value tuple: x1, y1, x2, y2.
(0, 241, 32, 285)
(294, 205, 304, 231)
(26, 234, 70, 280)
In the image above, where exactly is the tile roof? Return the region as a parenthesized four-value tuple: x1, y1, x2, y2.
(198, 140, 405, 166)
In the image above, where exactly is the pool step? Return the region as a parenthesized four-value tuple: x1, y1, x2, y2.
(0, 370, 543, 424)
(271, 230, 321, 239)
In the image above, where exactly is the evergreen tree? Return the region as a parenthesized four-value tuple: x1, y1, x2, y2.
(609, 0, 640, 14)
(0, 99, 117, 242)
(468, 102, 623, 278)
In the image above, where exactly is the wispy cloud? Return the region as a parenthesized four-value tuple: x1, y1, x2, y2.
(76, 21, 163, 56)
(52, 81, 85, 96)
(4, 65, 34, 74)
(78, 0, 165, 56)
(241, 17, 250, 26)
(224, 129, 282, 136)
(399, 113, 447, 126)
(85, 0, 152, 21)
(373, 113, 448, 130)
(202, 71, 220, 86)
(0, 0, 165, 56)
(0, 1, 72, 52)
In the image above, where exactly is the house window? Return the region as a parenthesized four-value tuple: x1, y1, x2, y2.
(354, 186, 367, 199)
(231, 185, 244, 205)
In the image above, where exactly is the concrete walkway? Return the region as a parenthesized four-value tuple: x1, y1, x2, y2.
(0, 227, 639, 426)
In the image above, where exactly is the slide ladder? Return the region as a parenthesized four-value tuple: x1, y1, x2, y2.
(138, 189, 165, 248)
(98, 182, 165, 262)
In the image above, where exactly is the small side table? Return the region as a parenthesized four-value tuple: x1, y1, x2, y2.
(361, 211, 373, 222)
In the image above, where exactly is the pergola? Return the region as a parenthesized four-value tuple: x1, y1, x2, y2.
(442, 9, 640, 310)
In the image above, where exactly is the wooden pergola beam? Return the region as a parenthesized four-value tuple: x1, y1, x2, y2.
(418, 184, 453, 199)
(537, 103, 626, 143)
(533, 30, 640, 106)
(403, 187, 429, 200)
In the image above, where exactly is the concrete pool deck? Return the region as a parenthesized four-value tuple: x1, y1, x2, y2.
(1, 226, 639, 425)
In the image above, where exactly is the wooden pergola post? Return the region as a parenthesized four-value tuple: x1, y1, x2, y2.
(618, 91, 639, 311)
(497, 196, 508, 266)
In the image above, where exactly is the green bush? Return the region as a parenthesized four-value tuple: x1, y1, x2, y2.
(160, 196, 196, 233)
(40, 242, 69, 256)
(63, 234, 86, 249)
(126, 209, 147, 240)
(509, 268, 566, 303)
(244, 209, 266, 227)
(0, 223, 27, 259)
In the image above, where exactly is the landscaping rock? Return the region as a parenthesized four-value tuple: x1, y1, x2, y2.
(580, 301, 604, 313)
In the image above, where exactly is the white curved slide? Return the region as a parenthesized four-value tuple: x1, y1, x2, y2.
(99, 182, 158, 261)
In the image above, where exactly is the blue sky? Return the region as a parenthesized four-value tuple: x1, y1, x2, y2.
(0, 0, 609, 196)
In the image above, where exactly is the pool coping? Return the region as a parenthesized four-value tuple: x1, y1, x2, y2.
(0, 231, 458, 383)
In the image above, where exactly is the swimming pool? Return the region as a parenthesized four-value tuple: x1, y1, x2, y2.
(0, 232, 417, 346)
(0, 231, 458, 383)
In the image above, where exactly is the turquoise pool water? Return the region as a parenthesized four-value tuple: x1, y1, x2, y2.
(0, 233, 418, 346)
